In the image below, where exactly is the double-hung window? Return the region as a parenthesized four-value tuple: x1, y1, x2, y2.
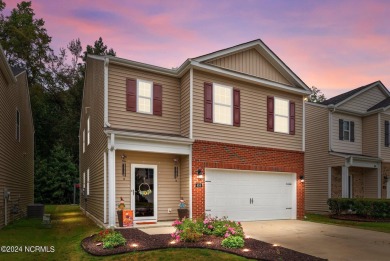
(87, 116, 90, 145)
(274, 97, 289, 134)
(137, 80, 153, 114)
(343, 121, 350, 141)
(213, 83, 233, 125)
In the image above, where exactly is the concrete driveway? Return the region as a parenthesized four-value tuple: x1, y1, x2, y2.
(242, 220, 390, 261)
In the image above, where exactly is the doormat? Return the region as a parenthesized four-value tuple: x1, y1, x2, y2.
(136, 222, 157, 225)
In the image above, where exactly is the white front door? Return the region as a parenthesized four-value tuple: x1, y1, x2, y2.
(205, 169, 296, 221)
(131, 164, 158, 221)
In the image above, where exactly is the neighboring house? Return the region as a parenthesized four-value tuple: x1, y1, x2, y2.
(79, 39, 311, 227)
(0, 46, 34, 228)
(305, 81, 390, 213)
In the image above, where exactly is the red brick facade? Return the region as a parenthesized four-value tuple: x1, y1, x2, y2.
(191, 140, 305, 219)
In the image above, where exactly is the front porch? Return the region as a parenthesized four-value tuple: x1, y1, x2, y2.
(329, 153, 381, 199)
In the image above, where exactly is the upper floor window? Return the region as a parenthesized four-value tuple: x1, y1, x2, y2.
(126, 78, 162, 116)
(204, 82, 240, 126)
(16, 109, 20, 142)
(213, 83, 233, 125)
(267, 96, 295, 135)
(274, 98, 289, 134)
(338, 119, 354, 142)
(87, 116, 90, 145)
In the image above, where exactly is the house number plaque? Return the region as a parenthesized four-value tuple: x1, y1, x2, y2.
(195, 183, 203, 188)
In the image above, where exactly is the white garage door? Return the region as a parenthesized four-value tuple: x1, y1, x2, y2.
(205, 169, 296, 221)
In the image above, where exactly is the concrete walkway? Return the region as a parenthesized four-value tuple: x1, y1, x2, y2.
(241, 220, 390, 261)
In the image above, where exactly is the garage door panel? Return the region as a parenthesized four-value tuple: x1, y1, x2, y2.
(205, 169, 296, 221)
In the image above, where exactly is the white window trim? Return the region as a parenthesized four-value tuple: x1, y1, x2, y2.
(83, 172, 85, 189)
(137, 79, 153, 114)
(274, 97, 289, 134)
(16, 108, 20, 142)
(343, 120, 350, 141)
(87, 168, 90, 196)
(213, 83, 233, 125)
(87, 116, 90, 145)
(82, 129, 85, 153)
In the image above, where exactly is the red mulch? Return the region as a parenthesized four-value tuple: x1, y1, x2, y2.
(330, 214, 390, 222)
(81, 228, 326, 261)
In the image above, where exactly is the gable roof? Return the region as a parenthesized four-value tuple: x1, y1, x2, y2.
(192, 39, 311, 93)
(89, 39, 312, 96)
(320, 81, 389, 106)
(367, 97, 390, 112)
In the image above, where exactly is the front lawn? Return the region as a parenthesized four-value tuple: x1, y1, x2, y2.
(305, 213, 390, 233)
(0, 205, 247, 260)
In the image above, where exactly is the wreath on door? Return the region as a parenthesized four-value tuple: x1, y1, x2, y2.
(139, 183, 152, 196)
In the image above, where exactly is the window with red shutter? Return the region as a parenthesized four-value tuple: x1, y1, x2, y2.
(126, 78, 137, 112)
(267, 96, 274, 131)
(233, 88, 240, 127)
(289, 101, 295, 135)
(153, 83, 162, 116)
(204, 82, 213, 122)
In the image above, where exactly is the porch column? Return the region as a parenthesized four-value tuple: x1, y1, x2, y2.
(108, 147, 116, 227)
(341, 166, 349, 198)
(377, 164, 382, 199)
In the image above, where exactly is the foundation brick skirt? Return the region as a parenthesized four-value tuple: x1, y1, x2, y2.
(191, 140, 305, 219)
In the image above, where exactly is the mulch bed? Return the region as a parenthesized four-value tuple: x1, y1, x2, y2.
(81, 228, 326, 261)
(330, 214, 390, 222)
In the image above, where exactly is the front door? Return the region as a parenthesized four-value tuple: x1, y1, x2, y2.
(131, 164, 157, 221)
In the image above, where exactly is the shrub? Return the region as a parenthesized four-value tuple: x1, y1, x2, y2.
(94, 229, 114, 242)
(327, 198, 390, 218)
(221, 236, 245, 248)
(172, 218, 203, 242)
(204, 216, 244, 238)
(102, 231, 126, 249)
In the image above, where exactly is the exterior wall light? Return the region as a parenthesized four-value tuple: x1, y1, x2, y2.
(197, 168, 204, 179)
(299, 175, 305, 183)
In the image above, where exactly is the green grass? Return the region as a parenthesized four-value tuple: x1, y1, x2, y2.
(0, 205, 248, 260)
(305, 213, 390, 233)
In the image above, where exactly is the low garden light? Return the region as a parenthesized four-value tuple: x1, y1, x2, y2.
(242, 248, 250, 252)
(170, 240, 176, 244)
(206, 241, 212, 245)
(299, 175, 305, 183)
(273, 244, 279, 247)
(131, 243, 138, 247)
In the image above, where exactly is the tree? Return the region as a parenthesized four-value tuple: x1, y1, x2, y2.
(83, 37, 116, 61)
(0, 1, 53, 85)
(308, 86, 326, 103)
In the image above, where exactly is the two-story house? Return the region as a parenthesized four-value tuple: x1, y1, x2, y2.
(0, 45, 34, 228)
(305, 81, 390, 213)
(79, 39, 311, 227)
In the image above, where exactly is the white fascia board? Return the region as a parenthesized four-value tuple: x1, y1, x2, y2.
(305, 102, 328, 108)
(115, 136, 191, 155)
(192, 61, 311, 95)
(104, 58, 110, 127)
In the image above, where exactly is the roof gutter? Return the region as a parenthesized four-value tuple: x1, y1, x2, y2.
(104, 57, 110, 127)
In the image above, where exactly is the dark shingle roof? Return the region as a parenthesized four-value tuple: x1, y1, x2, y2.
(367, 97, 390, 112)
(320, 81, 380, 105)
(10, 66, 25, 76)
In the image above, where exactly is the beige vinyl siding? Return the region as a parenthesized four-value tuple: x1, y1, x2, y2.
(331, 112, 362, 154)
(363, 169, 378, 198)
(180, 71, 190, 137)
(180, 155, 190, 207)
(206, 49, 291, 86)
(115, 151, 189, 222)
(380, 113, 390, 162)
(338, 86, 387, 114)
(108, 64, 181, 135)
(0, 72, 34, 228)
(79, 58, 106, 223)
(362, 114, 378, 157)
(193, 70, 303, 151)
(305, 104, 345, 213)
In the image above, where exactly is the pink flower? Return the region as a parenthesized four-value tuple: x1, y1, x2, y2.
(224, 232, 230, 238)
(176, 235, 180, 241)
(208, 225, 213, 229)
(238, 222, 241, 225)
(171, 232, 175, 238)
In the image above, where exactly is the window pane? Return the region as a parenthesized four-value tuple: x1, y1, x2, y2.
(275, 115, 289, 133)
(215, 104, 232, 125)
(343, 121, 349, 131)
(214, 84, 232, 105)
(275, 98, 289, 117)
(139, 81, 152, 97)
(344, 130, 350, 141)
(138, 97, 151, 113)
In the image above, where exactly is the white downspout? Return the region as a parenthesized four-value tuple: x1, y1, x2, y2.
(104, 57, 110, 127)
(108, 134, 116, 227)
(189, 68, 193, 139)
(189, 144, 193, 218)
(103, 151, 107, 223)
(302, 98, 305, 151)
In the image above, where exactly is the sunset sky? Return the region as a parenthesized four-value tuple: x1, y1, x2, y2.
(4, 0, 390, 97)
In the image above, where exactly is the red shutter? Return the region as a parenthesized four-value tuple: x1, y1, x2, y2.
(153, 83, 162, 116)
(289, 101, 295, 135)
(126, 79, 137, 112)
(204, 82, 213, 122)
(233, 88, 240, 127)
(267, 96, 274, 131)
